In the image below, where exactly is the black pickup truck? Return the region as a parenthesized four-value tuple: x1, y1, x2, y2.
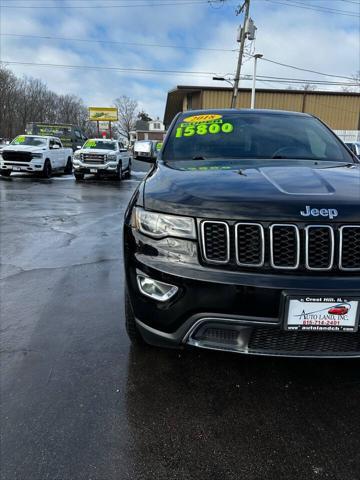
(123, 109, 360, 358)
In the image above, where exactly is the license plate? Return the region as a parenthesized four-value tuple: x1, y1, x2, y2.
(13, 167, 21, 171)
(90, 169, 97, 173)
(285, 295, 359, 332)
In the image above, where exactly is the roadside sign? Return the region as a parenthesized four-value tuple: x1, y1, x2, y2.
(99, 121, 110, 131)
(88, 107, 118, 122)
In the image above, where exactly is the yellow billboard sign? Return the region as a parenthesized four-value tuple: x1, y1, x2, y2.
(88, 107, 118, 122)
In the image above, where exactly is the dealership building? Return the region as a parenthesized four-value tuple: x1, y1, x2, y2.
(164, 86, 360, 141)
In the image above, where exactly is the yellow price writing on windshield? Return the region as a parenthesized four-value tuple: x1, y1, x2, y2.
(175, 122, 234, 138)
(183, 114, 222, 123)
(84, 140, 97, 148)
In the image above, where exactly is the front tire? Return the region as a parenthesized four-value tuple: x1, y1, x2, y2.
(0, 170, 11, 177)
(74, 172, 84, 182)
(116, 162, 123, 181)
(124, 159, 132, 179)
(42, 160, 52, 178)
(64, 157, 72, 174)
(125, 289, 146, 346)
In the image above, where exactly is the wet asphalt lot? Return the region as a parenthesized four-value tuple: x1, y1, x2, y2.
(1, 165, 360, 480)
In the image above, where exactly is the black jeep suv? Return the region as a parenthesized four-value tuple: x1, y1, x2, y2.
(124, 109, 360, 357)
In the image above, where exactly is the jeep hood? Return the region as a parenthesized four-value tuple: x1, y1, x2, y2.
(144, 163, 360, 222)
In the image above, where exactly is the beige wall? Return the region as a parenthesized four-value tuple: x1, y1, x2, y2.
(183, 92, 202, 111)
(201, 89, 360, 130)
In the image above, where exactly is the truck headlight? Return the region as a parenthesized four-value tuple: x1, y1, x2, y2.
(73, 151, 81, 159)
(31, 153, 43, 158)
(107, 154, 116, 161)
(134, 207, 196, 239)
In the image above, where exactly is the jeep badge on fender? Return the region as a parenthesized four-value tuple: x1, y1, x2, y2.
(300, 206, 338, 219)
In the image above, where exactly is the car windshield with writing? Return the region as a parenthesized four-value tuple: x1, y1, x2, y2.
(11, 136, 48, 147)
(83, 140, 116, 150)
(162, 111, 354, 165)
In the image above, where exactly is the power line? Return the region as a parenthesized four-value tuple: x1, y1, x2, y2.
(2, 60, 358, 87)
(0, 33, 237, 53)
(2, 33, 356, 83)
(0, 0, 225, 8)
(0, 60, 221, 76)
(260, 57, 358, 82)
(338, 0, 360, 4)
(261, 0, 360, 17)
(285, 0, 359, 14)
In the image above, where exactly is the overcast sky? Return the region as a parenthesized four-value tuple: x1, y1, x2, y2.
(0, 0, 359, 119)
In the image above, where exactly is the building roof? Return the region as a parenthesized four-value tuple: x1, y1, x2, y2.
(176, 108, 311, 117)
(164, 85, 360, 127)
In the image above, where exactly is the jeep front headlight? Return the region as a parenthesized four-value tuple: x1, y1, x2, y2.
(134, 207, 196, 239)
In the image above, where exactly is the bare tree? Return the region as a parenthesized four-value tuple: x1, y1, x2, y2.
(301, 83, 317, 91)
(342, 71, 360, 93)
(0, 65, 96, 139)
(113, 95, 138, 141)
(137, 110, 152, 122)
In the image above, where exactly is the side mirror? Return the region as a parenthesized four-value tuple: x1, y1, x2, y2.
(76, 146, 82, 150)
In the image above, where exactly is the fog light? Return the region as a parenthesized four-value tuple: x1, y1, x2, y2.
(137, 275, 178, 302)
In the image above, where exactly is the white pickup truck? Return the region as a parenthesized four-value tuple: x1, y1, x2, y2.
(73, 138, 132, 181)
(0, 135, 73, 178)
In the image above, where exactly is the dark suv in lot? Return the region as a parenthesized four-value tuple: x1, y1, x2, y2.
(124, 109, 360, 357)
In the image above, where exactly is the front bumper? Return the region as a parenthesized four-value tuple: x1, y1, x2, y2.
(73, 160, 117, 174)
(0, 160, 44, 172)
(124, 225, 360, 358)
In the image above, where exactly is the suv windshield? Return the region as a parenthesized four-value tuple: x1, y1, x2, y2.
(83, 140, 116, 150)
(11, 135, 47, 147)
(163, 112, 353, 164)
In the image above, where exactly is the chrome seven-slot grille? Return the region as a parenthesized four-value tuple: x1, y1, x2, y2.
(81, 153, 106, 164)
(200, 221, 360, 272)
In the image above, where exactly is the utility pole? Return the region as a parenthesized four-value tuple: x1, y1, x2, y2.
(231, 0, 251, 108)
(250, 53, 263, 109)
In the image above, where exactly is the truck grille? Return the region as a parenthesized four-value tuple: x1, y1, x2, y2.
(2, 151, 32, 162)
(81, 153, 106, 164)
(200, 221, 360, 272)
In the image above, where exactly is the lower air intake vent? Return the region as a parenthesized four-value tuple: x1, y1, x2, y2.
(249, 328, 360, 354)
(197, 327, 239, 346)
